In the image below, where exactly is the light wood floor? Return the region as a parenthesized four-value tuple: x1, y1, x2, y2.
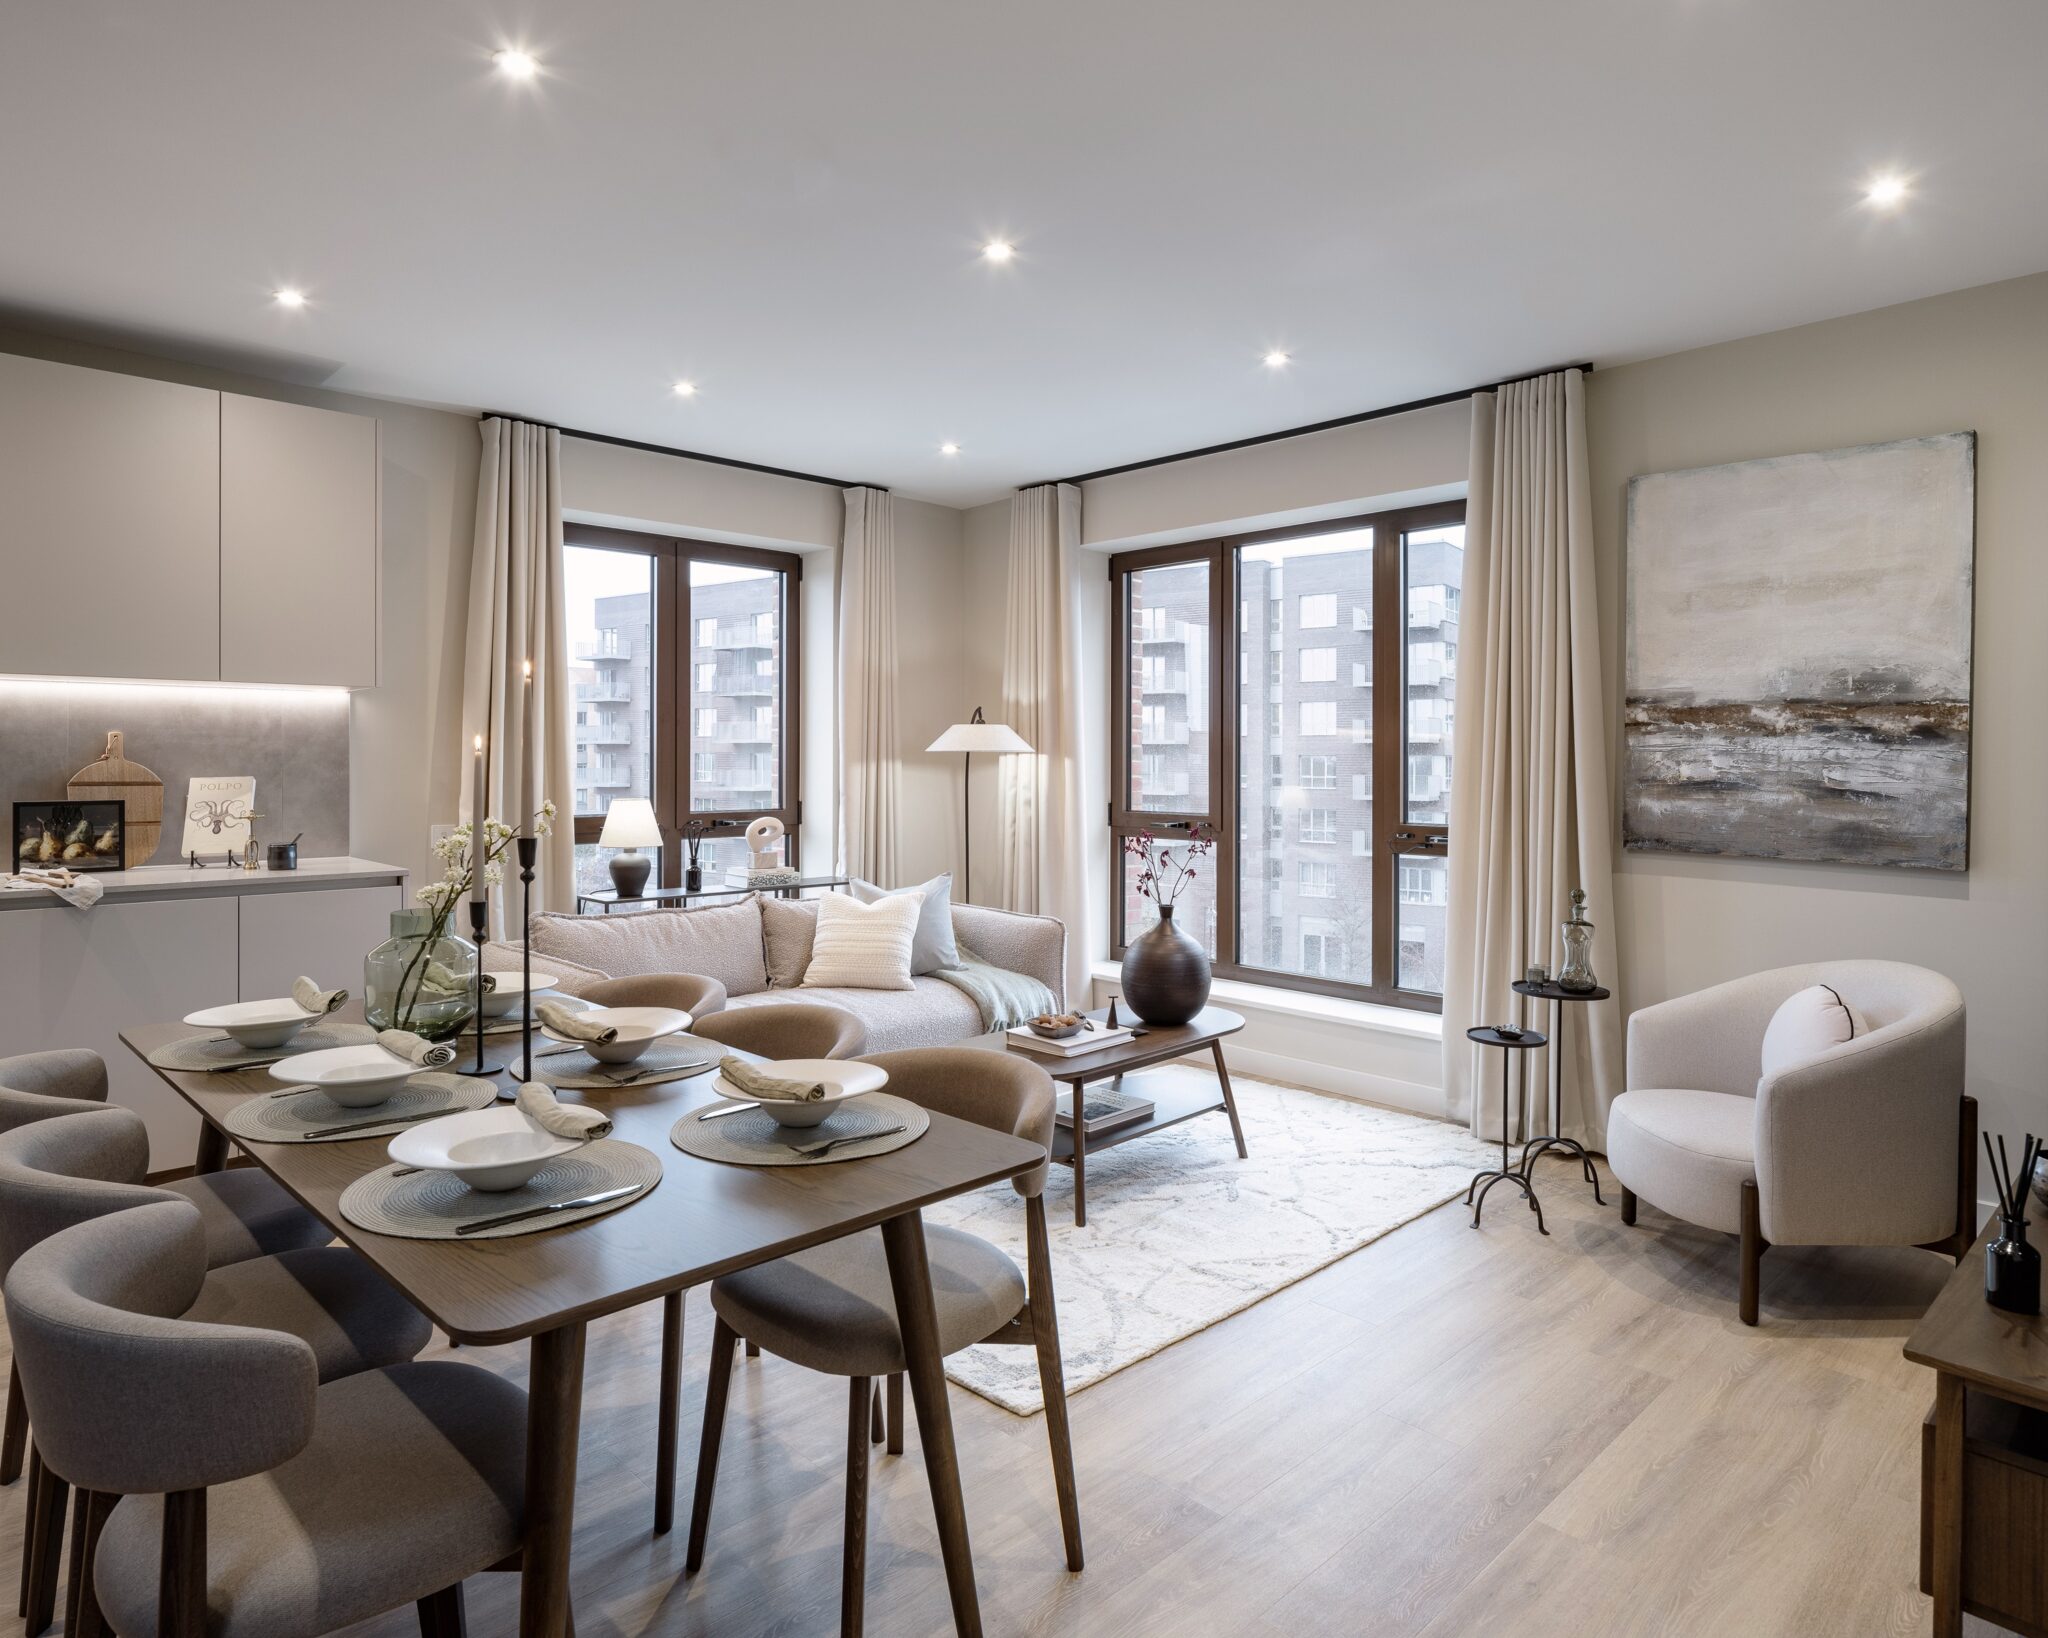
(0, 1125, 1992, 1636)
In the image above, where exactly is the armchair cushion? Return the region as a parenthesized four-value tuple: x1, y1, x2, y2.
(1760, 985, 1868, 1080)
(1606, 1089, 1755, 1235)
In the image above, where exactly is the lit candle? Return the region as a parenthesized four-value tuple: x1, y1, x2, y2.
(470, 734, 487, 904)
(521, 657, 535, 826)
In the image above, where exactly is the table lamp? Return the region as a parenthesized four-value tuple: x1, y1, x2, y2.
(598, 797, 662, 898)
(926, 707, 1032, 902)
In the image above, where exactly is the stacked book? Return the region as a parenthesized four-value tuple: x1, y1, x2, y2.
(1003, 1021, 1133, 1057)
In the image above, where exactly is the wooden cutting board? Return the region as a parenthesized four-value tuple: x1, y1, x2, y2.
(66, 731, 163, 868)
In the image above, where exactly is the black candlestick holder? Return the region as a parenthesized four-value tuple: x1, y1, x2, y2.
(517, 835, 539, 1083)
(468, 898, 490, 1077)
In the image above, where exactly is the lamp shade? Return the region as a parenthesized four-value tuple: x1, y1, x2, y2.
(928, 719, 1032, 754)
(597, 797, 663, 848)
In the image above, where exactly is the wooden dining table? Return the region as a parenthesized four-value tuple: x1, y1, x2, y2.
(120, 1009, 1044, 1638)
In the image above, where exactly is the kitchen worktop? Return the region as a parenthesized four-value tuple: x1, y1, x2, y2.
(0, 854, 406, 909)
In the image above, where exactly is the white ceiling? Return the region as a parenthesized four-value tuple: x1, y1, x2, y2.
(4, 1, 2045, 507)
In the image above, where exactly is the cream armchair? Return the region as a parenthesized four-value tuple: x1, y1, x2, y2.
(1610, 961, 1974, 1325)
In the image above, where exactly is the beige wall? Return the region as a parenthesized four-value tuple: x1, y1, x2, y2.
(1586, 270, 2048, 1160)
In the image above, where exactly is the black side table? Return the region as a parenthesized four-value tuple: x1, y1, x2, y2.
(1510, 980, 1612, 1204)
(1465, 1025, 1549, 1234)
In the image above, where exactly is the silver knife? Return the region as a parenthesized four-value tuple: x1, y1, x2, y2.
(297, 1108, 448, 1140)
(455, 1183, 638, 1236)
(695, 1101, 751, 1122)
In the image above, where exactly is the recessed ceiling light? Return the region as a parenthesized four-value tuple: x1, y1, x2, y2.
(981, 240, 1015, 264)
(939, 442, 961, 456)
(1263, 349, 1291, 368)
(1863, 172, 1910, 210)
(672, 380, 698, 398)
(492, 47, 540, 81)
(272, 287, 307, 309)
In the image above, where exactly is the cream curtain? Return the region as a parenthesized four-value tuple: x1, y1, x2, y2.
(998, 483, 1093, 1002)
(1442, 371, 1624, 1144)
(461, 417, 574, 931)
(837, 486, 900, 885)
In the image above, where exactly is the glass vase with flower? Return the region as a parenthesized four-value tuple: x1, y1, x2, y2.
(364, 799, 557, 1039)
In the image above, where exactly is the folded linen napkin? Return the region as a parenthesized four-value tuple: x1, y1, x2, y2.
(5, 870, 104, 910)
(720, 1056, 826, 1102)
(291, 975, 349, 1016)
(537, 1000, 618, 1044)
(515, 1079, 613, 1141)
(375, 1029, 458, 1069)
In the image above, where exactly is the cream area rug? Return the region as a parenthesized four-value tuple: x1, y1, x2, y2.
(925, 1072, 1499, 1415)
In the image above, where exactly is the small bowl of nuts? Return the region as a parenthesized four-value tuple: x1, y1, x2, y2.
(1027, 1013, 1088, 1041)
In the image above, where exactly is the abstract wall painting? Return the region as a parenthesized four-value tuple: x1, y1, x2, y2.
(1624, 432, 1975, 871)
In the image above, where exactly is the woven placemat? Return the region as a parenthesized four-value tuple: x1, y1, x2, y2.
(145, 1020, 377, 1073)
(671, 1091, 928, 1167)
(538, 1035, 724, 1091)
(337, 1139, 663, 1240)
(220, 1071, 500, 1145)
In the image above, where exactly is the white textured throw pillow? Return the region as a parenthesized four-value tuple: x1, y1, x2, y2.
(1759, 984, 1870, 1079)
(802, 890, 926, 992)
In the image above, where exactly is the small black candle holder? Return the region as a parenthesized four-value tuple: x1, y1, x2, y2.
(468, 898, 490, 1077)
(517, 835, 539, 1084)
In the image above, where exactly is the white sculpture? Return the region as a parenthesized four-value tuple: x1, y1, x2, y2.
(744, 815, 797, 885)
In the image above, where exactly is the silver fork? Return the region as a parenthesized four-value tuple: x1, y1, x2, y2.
(794, 1125, 904, 1159)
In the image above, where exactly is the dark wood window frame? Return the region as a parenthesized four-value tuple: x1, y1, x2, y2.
(1109, 500, 1463, 1013)
(565, 521, 803, 888)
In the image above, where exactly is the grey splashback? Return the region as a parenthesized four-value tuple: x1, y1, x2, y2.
(0, 680, 349, 863)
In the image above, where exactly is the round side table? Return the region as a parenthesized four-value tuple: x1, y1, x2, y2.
(1510, 980, 1612, 1204)
(1465, 1025, 1549, 1234)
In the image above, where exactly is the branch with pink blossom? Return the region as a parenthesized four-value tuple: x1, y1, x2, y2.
(1122, 822, 1213, 911)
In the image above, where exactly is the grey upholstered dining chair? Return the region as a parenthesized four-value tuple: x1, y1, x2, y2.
(582, 970, 728, 1017)
(7, 1200, 532, 1638)
(685, 1047, 1082, 1636)
(690, 1000, 867, 1060)
(0, 1107, 432, 1635)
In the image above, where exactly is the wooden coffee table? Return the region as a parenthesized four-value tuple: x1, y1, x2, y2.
(1011, 1006, 1247, 1226)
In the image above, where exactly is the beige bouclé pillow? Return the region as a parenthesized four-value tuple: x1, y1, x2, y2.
(801, 890, 925, 991)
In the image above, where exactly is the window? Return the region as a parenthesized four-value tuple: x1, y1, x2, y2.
(565, 524, 802, 896)
(1110, 501, 1461, 1010)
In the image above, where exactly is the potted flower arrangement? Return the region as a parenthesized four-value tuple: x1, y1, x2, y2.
(364, 799, 556, 1038)
(1119, 823, 1214, 1025)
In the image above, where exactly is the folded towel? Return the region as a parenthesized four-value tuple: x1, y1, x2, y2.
(5, 870, 104, 910)
(291, 975, 349, 1016)
(515, 1080, 613, 1141)
(720, 1056, 826, 1102)
(376, 1029, 457, 1069)
(537, 1000, 618, 1044)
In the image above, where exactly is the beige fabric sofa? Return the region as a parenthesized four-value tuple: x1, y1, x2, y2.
(1609, 959, 1974, 1325)
(490, 894, 1066, 1055)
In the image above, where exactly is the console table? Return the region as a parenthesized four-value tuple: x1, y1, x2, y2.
(577, 875, 847, 914)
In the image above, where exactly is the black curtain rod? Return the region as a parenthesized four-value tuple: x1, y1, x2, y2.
(478, 412, 883, 494)
(1035, 362, 1595, 490)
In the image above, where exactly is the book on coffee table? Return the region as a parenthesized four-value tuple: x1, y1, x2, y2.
(1005, 1023, 1134, 1057)
(1053, 1084, 1155, 1136)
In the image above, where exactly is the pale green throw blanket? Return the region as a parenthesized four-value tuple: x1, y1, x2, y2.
(932, 949, 1059, 1033)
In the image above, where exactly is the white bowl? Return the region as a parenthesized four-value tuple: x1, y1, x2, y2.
(388, 1106, 582, 1192)
(185, 998, 318, 1051)
(479, 970, 560, 1019)
(715, 1059, 889, 1128)
(541, 1005, 690, 1065)
(270, 1043, 415, 1109)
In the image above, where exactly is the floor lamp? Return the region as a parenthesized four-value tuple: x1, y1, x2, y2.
(926, 707, 1032, 904)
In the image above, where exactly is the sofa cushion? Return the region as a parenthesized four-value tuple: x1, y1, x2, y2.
(1607, 1088, 1756, 1235)
(529, 899, 768, 996)
(849, 873, 960, 975)
(482, 942, 611, 999)
(729, 978, 984, 1053)
(760, 896, 818, 989)
(802, 891, 923, 992)
(1759, 984, 1869, 1081)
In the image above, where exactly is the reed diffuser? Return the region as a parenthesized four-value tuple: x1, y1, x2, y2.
(1983, 1131, 2041, 1315)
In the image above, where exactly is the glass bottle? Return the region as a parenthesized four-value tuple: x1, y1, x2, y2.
(364, 909, 478, 1040)
(1557, 888, 1599, 994)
